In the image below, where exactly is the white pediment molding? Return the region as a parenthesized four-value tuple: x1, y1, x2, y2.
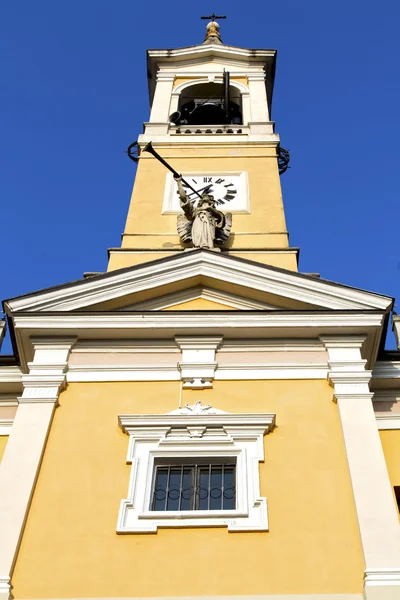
(4, 251, 392, 315)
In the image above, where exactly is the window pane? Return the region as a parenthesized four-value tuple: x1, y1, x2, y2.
(166, 467, 182, 511)
(223, 466, 236, 510)
(153, 468, 168, 511)
(197, 467, 210, 510)
(151, 462, 236, 512)
(181, 467, 193, 511)
(210, 466, 223, 510)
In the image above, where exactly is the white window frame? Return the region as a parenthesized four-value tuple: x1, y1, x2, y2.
(117, 402, 275, 533)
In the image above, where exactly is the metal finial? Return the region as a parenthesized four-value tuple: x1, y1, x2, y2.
(200, 13, 226, 44)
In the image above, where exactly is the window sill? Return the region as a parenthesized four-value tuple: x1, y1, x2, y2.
(139, 509, 247, 520)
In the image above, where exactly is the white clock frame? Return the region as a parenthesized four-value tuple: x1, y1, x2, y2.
(162, 171, 250, 215)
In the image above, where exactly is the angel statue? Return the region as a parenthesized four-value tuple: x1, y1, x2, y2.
(175, 176, 232, 250)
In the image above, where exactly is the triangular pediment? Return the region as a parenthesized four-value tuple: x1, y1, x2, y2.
(4, 250, 393, 315)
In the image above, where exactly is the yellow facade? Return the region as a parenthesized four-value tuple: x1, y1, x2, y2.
(380, 430, 400, 488)
(12, 380, 364, 598)
(108, 146, 293, 271)
(0, 436, 7, 461)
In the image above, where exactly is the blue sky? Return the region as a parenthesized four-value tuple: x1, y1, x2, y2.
(1, 0, 400, 351)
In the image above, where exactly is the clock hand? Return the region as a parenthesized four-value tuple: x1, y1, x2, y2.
(184, 184, 213, 199)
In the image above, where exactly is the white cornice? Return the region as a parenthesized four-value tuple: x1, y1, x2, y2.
(4, 251, 392, 314)
(119, 411, 275, 434)
(11, 311, 384, 372)
(375, 414, 400, 430)
(0, 419, 13, 435)
(0, 367, 22, 385)
(147, 45, 276, 62)
(12, 311, 385, 333)
(372, 361, 400, 379)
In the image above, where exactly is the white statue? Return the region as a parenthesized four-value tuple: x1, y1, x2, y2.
(175, 176, 232, 249)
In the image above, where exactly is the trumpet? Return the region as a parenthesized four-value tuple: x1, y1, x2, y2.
(143, 142, 202, 199)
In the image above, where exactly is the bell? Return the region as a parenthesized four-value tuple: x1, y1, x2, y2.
(188, 102, 226, 125)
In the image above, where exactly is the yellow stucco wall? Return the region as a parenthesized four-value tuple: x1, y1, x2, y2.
(107, 144, 293, 272)
(0, 435, 8, 461)
(107, 250, 298, 272)
(380, 430, 400, 486)
(12, 380, 364, 597)
(163, 298, 236, 310)
(122, 150, 286, 238)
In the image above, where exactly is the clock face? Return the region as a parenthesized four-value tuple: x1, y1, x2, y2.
(181, 175, 238, 206)
(163, 172, 249, 214)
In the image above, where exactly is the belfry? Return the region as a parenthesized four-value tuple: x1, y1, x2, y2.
(2, 16, 400, 600)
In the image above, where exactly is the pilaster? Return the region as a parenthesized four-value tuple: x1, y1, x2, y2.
(321, 336, 400, 600)
(149, 74, 175, 123)
(0, 337, 76, 600)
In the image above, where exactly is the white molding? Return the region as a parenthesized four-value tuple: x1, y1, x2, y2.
(0, 420, 13, 436)
(376, 414, 400, 430)
(5, 251, 392, 314)
(66, 362, 328, 383)
(12, 311, 387, 332)
(0, 576, 10, 600)
(372, 362, 400, 380)
(364, 568, 400, 587)
(0, 367, 22, 385)
(171, 77, 249, 96)
(11, 311, 386, 374)
(72, 340, 179, 353)
(117, 406, 275, 533)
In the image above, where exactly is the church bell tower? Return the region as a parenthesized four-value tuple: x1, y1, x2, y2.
(108, 17, 296, 272)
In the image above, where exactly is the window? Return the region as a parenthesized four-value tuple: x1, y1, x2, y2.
(117, 402, 275, 533)
(151, 460, 236, 512)
(176, 82, 243, 126)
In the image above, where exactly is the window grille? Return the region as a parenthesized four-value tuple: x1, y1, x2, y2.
(151, 463, 236, 511)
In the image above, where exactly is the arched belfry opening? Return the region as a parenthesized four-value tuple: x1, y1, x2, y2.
(171, 81, 242, 127)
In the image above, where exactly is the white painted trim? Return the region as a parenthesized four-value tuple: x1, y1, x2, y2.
(66, 363, 328, 383)
(72, 340, 179, 353)
(364, 568, 400, 584)
(372, 362, 400, 380)
(12, 311, 386, 332)
(5, 251, 392, 314)
(172, 77, 249, 96)
(117, 408, 275, 532)
(0, 367, 22, 385)
(11, 311, 385, 374)
(0, 420, 13, 436)
(376, 415, 400, 430)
